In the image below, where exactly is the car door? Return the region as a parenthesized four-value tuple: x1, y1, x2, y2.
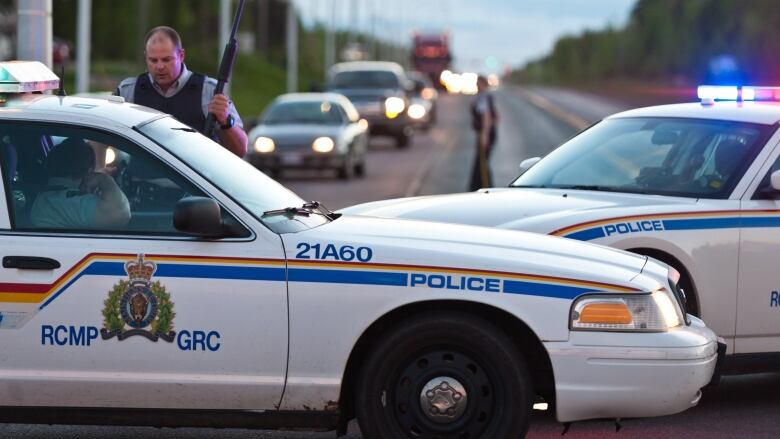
(0, 120, 288, 409)
(737, 135, 780, 354)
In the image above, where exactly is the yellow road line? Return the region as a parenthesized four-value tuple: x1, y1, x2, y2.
(519, 88, 590, 131)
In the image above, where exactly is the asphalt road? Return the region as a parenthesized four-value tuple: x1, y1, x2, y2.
(5, 88, 779, 438)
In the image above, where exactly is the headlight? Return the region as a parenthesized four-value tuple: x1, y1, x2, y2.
(408, 103, 426, 120)
(570, 289, 682, 332)
(312, 137, 335, 153)
(254, 137, 275, 153)
(384, 97, 405, 119)
(105, 148, 116, 166)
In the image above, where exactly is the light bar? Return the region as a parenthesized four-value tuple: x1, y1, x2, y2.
(741, 86, 780, 101)
(697, 85, 780, 102)
(0, 61, 60, 93)
(697, 85, 738, 101)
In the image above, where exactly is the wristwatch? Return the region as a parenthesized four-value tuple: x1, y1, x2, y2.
(220, 114, 235, 130)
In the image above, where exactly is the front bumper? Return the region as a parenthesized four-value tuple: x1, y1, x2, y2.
(545, 316, 720, 422)
(248, 152, 347, 171)
(364, 115, 412, 136)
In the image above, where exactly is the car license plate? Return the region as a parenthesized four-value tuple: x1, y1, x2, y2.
(280, 154, 303, 166)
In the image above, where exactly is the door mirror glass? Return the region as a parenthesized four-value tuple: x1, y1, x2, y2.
(173, 197, 225, 237)
(518, 157, 542, 174)
(771, 170, 780, 191)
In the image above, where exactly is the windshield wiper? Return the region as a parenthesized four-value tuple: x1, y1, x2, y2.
(171, 127, 197, 133)
(555, 185, 651, 195)
(262, 201, 339, 220)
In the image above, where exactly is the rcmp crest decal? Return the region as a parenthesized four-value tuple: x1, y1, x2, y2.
(101, 254, 176, 342)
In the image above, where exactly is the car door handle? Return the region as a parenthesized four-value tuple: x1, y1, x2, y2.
(3, 256, 61, 270)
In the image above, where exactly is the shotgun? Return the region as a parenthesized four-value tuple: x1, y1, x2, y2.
(204, 0, 247, 138)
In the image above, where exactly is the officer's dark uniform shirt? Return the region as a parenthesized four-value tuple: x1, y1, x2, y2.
(115, 64, 243, 141)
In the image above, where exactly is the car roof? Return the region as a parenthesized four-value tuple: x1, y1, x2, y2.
(608, 101, 780, 125)
(329, 61, 405, 75)
(272, 92, 351, 106)
(0, 94, 163, 128)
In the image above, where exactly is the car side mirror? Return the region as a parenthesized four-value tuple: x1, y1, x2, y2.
(771, 170, 780, 191)
(755, 170, 780, 200)
(518, 157, 541, 174)
(173, 196, 227, 238)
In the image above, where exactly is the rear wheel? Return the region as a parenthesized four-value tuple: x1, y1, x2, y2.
(356, 312, 532, 439)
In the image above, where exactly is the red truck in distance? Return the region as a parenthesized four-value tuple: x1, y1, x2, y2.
(411, 33, 452, 89)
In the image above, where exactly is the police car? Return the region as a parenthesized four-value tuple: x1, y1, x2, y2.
(344, 85, 780, 367)
(0, 62, 720, 437)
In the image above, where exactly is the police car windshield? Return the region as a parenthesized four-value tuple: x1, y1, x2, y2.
(263, 101, 344, 125)
(330, 71, 400, 89)
(511, 117, 771, 199)
(137, 116, 323, 229)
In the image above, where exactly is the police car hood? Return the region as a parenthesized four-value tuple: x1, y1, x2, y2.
(340, 188, 698, 233)
(300, 214, 653, 287)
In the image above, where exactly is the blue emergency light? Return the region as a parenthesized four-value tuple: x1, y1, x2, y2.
(697, 85, 780, 102)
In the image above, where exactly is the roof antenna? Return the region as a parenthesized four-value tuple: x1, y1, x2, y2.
(55, 64, 66, 97)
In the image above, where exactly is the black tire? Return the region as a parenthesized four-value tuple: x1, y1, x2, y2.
(355, 312, 532, 439)
(354, 159, 365, 177)
(677, 270, 700, 317)
(337, 154, 355, 180)
(395, 133, 411, 148)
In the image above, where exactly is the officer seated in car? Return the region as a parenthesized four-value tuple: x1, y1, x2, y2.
(702, 139, 746, 190)
(30, 138, 131, 229)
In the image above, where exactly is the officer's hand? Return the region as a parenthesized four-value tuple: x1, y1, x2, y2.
(81, 172, 112, 195)
(208, 94, 231, 126)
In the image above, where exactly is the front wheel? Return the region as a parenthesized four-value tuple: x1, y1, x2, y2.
(356, 312, 533, 439)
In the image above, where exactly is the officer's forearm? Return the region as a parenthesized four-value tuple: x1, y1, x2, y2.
(220, 126, 248, 158)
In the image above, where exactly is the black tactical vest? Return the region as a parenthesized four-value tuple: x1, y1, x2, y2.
(133, 73, 220, 141)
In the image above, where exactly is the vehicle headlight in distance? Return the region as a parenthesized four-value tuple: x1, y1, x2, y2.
(570, 290, 682, 332)
(312, 137, 335, 153)
(254, 136, 275, 153)
(384, 97, 405, 119)
(105, 148, 116, 166)
(408, 103, 426, 120)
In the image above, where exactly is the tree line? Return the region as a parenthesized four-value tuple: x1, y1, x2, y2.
(515, 0, 780, 85)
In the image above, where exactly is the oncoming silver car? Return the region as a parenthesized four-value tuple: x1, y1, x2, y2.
(246, 93, 369, 179)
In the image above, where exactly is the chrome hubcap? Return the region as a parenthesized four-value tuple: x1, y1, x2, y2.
(419, 376, 468, 423)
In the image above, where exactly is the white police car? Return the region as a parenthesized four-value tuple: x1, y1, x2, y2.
(0, 62, 720, 437)
(344, 85, 780, 368)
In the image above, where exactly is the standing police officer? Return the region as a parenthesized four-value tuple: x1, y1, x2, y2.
(115, 26, 248, 157)
(469, 75, 498, 190)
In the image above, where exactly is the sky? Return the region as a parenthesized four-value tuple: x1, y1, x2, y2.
(294, 0, 637, 74)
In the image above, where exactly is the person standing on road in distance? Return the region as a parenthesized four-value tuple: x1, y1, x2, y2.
(115, 26, 248, 157)
(470, 75, 498, 190)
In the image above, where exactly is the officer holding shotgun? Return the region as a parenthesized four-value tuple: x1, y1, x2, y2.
(115, 25, 248, 158)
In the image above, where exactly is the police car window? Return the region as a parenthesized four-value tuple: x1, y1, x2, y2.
(513, 118, 768, 199)
(0, 122, 221, 235)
